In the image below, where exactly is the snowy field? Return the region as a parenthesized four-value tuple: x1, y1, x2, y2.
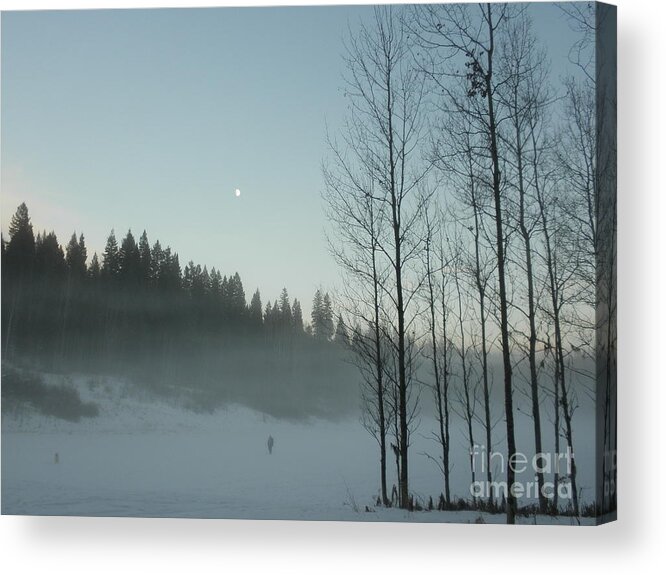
(2, 374, 595, 525)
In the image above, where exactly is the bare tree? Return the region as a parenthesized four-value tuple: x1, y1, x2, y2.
(410, 2, 519, 523)
(595, 4, 617, 518)
(530, 109, 582, 516)
(558, 2, 616, 517)
(323, 162, 391, 504)
(383, 322, 421, 508)
(420, 204, 458, 506)
(497, 12, 551, 514)
(451, 239, 480, 504)
(332, 6, 430, 508)
(432, 109, 497, 507)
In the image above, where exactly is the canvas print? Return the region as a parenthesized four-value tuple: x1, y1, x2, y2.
(1, 2, 616, 525)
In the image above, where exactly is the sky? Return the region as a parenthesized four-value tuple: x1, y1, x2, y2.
(1, 2, 581, 317)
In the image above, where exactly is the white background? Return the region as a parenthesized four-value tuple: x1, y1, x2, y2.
(0, 0, 663, 573)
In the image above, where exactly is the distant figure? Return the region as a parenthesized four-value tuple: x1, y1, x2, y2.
(54, 452, 59, 464)
(267, 435, 274, 455)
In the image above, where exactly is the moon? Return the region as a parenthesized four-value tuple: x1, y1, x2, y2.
(235, 188, 241, 197)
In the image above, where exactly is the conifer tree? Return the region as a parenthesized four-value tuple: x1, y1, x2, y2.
(150, 240, 164, 287)
(322, 293, 335, 340)
(250, 289, 263, 326)
(118, 230, 140, 283)
(102, 230, 120, 279)
(279, 287, 292, 327)
(183, 261, 196, 294)
(66, 232, 87, 279)
(264, 300, 273, 329)
(221, 275, 229, 313)
(89, 253, 101, 281)
(311, 289, 324, 338)
(6, 202, 35, 268)
(210, 268, 222, 299)
(79, 234, 87, 267)
(292, 299, 304, 333)
(228, 272, 246, 315)
(169, 252, 181, 289)
(197, 265, 210, 299)
(35, 231, 66, 277)
(138, 230, 151, 284)
(334, 313, 349, 346)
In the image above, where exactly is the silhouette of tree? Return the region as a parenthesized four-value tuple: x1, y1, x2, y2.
(279, 288, 292, 328)
(66, 233, 87, 280)
(292, 299, 304, 333)
(102, 230, 120, 279)
(334, 314, 349, 346)
(138, 230, 151, 285)
(249, 289, 263, 327)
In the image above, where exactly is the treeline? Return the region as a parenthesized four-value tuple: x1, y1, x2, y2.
(324, 4, 615, 520)
(1, 204, 357, 418)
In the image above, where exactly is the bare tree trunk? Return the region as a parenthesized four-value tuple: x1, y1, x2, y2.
(557, 336, 579, 515)
(513, 97, 547, 514)
(553, 356, 561, 511)
(372, 240, 389, 506)
(532, 127, 579, 516)
(454, 260, 476, 505)
(483, 3, 517, 524)
(328, 7, 426, 510)
(386, 100, 410, 508)
(467, 148, 494, 507)
(439, 261, 452, 506)
(424, 213, 449, 503)
(392, 383, 401, 505)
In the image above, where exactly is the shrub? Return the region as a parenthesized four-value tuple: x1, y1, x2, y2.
(1, 366, 99, 422)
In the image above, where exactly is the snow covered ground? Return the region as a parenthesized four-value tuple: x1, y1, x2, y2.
(1, 374, 595, 524)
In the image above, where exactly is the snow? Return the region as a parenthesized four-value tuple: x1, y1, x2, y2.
(1, 374, 595, 525)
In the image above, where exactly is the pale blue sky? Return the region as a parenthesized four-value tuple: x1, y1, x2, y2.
(1, 3, 579, 314)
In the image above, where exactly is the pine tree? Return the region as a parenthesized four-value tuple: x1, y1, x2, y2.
(292, 299, 304, 333)
(311, 289, 323, 338)
(161, 247, 173, 289)
(66, 232, 87, 279)
(88, 253, 101, 281)
(6, 202, 35, 268)
(264, 300, 274, 329)
(118, 230, 140, 283)
(79, 234, 87, 268)
(322, 293, 335, 340)
(170, 253, 181, 289)
(138, 230, 151, 285)
(159, 248, 180, 291)
(210, 268, 222, 299)
(102, 230, 120, 279)
(220, 275, 230, 313)
(249, 289, 263, 326)
(183, 261, 196, 294)
(195, 265, 209, 300)
(150, 240, 164, 287)
(228, 272, 246, 316)
(334, 313, 349, 346)
(35, 231, 66, 277)
(279, 287, 292, 327)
